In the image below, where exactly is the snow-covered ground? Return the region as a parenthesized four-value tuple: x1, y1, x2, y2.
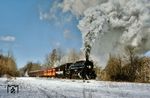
(0, 77, 150, 98)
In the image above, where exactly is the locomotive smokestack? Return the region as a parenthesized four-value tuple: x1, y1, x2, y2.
(85, 44, 91, 62)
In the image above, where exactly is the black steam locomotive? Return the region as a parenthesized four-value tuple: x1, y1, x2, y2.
(56, 60, 96, 79)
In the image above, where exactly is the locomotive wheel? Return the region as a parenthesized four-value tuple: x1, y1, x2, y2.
(69, 72, 72, 79)
(85, 74, 90, 80)
(78, 72, 82, 79)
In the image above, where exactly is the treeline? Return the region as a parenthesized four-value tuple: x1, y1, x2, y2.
(96, 47, 150, 83)
(98, 56, 150, 83)
(43, 48, 84, 68)
(1, 46, 150, 83)
(19, 62, 41, 77)
(0, 54, 19, 77)
(0, 52, 41, 77)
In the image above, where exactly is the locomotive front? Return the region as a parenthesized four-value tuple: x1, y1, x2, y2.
(67, 60, 96, 79)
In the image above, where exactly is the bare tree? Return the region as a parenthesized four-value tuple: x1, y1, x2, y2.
(57, 48, 64, 63)
(124, 45, 139, 81)
(44, 48, 64, 67)
(0, 52, 18, 77)
(104, 54, 122, 81)
(67, 48, 80, 63)
(125, 46, 135, 67)
(44, 54, 51, 68)
(50, 49, 57, 67)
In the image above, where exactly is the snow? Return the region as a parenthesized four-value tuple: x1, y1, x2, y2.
(0, 77, 150, 98)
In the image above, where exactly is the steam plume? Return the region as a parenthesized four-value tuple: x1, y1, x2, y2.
(40, 0, 150, 67)
(78, 0, 150, 67)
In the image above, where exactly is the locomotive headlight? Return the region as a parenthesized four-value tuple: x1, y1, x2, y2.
(88, 65, 91, 69)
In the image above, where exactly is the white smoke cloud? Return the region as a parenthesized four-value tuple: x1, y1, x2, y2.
(78, 0, 150, 67)
(39, 1, 60, 21)
(40, 0, 150, 67)
(0, 35, 16, 42)
(39, 0, 107, 25)
(61, 0, 107, 17)
(39, 0, 74, 26)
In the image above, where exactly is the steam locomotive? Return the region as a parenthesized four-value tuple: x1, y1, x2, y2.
(28, 60, 96, 80)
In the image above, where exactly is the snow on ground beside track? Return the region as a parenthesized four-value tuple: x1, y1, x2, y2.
(0, 77, 150, 98)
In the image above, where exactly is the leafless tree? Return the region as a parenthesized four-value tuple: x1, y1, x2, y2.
(44, 48, 64, 67)
(67, 48, 80, 63)
(0, 52, 18, 77)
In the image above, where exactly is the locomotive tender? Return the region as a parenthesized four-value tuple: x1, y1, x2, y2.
(28, 60, 96, 80)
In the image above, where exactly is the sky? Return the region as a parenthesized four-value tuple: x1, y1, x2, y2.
(0, 0, 82, 68)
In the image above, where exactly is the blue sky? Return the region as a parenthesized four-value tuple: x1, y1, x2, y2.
(0, 0, 82, 68)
